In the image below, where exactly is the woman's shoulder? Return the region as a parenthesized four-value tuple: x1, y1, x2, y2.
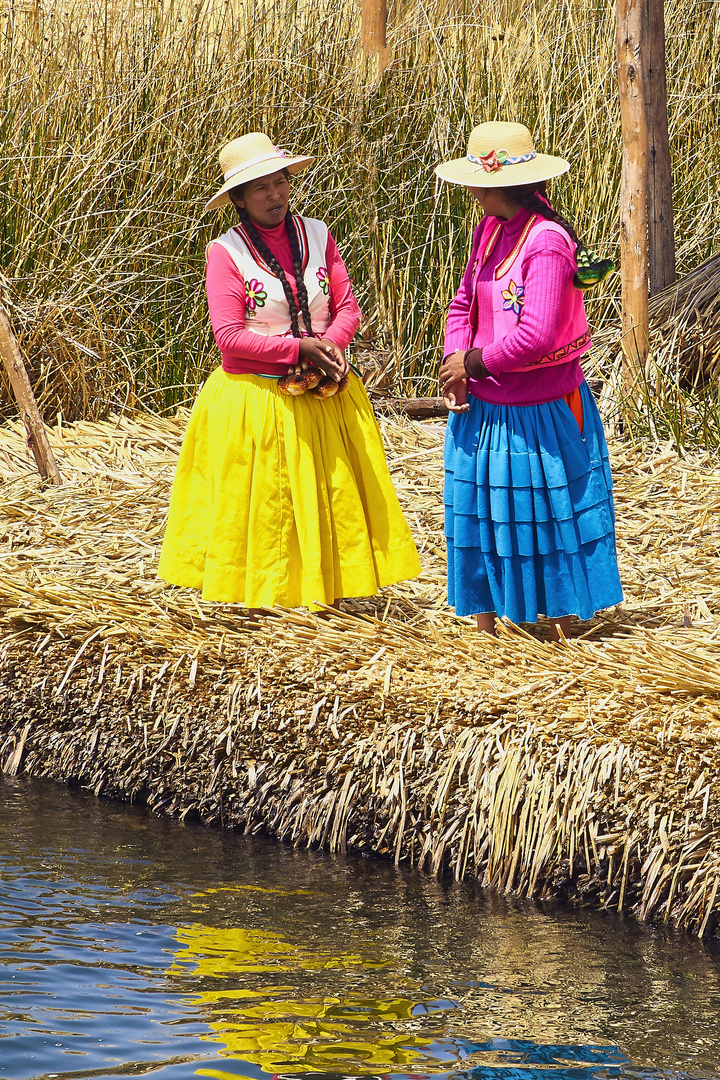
(527, 218, 575, 252)
(294, 214, 330, 241)
(206, 230, 244, 278)
(474, 215, 498, 239)
(207, 224, 243, 257)
(522, 219, 577, 270)
(470, 215, 500, 253)
(210, 223, 242, 243)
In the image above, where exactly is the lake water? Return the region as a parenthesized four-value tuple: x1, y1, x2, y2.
(2, 778, 720, 1080)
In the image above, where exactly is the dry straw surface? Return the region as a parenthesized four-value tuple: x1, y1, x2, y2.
(1, 410, 720, 933)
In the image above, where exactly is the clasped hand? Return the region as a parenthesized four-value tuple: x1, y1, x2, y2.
(291, 337, 349, 381)
(439, 350, 470, 414)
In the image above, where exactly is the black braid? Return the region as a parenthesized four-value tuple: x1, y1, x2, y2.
(235, 206, 303, 338)
(508, 183, 615, 290)
(512, 182, 584, 252)
(284, 209, 315, 338)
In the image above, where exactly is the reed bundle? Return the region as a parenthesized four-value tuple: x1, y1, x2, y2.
(589, 253, 720, 440)
(646, 255, 720, 385)
(1, 410, 720, 933)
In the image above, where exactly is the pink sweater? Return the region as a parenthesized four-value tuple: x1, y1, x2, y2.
(206, 220, 362, 375)
(444, 207, 585, 406)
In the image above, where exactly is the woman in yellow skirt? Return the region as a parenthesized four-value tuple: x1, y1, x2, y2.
(158, 132, 421, 610)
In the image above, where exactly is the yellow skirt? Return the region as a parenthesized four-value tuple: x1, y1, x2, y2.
(158, 368, 421, 608)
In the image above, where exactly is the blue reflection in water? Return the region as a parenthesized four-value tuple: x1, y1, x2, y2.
(469, 1041, 630, 1065)
(241, 1041, 629, 1080)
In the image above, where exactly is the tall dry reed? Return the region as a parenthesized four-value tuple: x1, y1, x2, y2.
(0, 0, 718, 424)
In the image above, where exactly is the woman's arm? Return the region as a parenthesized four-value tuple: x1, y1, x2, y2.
(443, 222, 487, 355)
(320, 232, 362, 350)
(205, 243, 300, 366)
(480, 232, 577, 374)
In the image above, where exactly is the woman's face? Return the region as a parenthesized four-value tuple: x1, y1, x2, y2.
(468, 186, 520, 220)
(232, 170, 290, 227)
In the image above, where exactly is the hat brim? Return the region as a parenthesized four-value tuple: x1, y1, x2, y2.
(205, 155, 314, 211)
(435, 153, 570, 188)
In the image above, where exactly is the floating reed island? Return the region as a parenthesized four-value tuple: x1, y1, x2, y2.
(1, 411, 720, 934)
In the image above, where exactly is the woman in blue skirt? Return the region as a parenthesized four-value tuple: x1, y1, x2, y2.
(435, 121, 622, 638)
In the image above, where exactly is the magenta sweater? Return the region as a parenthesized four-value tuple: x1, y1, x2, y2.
(206, 220, 362, 375)
(443, 207, 585, 406)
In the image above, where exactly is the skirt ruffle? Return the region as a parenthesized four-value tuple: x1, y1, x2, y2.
(444, 380, 623, 621)
(158, 369, 421, 608)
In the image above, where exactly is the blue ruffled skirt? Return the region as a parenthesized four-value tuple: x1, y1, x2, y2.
(444, 380, 623, 621)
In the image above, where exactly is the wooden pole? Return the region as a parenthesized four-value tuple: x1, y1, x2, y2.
(645, 0, 675, 296)
(616, 0, 650, 391)
(362, 0, 390, 72)
(0, 305, 62, 485)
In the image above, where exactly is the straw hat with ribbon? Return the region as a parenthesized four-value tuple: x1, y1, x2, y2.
(435, 121, 569, 188)
(205, 132, 314, 211)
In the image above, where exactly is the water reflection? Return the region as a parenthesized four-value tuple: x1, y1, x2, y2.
(1, 778, 720, 1080)
(169, 919, 631, 1076)
(173, 920, 451, 1070)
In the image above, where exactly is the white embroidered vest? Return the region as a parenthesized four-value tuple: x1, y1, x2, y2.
(210, 215, 332, 338)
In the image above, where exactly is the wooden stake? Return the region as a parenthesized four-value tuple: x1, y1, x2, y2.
(616, 0, 650, 391)
(362, 0, 390, 72)
(0, 305, 62, 485)
(645, 0, 675, 296)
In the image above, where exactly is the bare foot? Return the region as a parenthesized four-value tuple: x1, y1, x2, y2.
(476, 611, 497, 635)
(547, 616, 572, 642)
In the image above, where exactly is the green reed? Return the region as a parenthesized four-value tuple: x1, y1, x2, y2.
(0, 0, 718, 436)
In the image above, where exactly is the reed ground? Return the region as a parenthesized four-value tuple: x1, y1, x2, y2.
(1, 410, 720, 933)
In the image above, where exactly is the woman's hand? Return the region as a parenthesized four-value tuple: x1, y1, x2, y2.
(319, 338, 349, 378)
(439, 350, 468, 390)
(298, 337, 348, 380)
(443, 380, 470, 414)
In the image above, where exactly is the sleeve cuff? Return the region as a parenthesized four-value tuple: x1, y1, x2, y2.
(465, 348, 489, 379)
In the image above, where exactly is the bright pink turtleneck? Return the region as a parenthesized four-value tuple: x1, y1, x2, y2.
(206, 220, 362, 375)
(444, 206, 586, 406)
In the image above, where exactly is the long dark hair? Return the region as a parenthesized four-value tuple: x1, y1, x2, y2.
(512, 182, 617, 290)
(230, 172, 315, 339)
(512, 181, 584, 253)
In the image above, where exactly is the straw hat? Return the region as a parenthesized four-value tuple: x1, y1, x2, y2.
(435, 121, 569, 188)
(205, 132, 314, 210)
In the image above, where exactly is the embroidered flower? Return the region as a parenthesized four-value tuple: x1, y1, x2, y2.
(245, 278, 267, 317)
(316, 266, 330, 295)
(502, 279, 525, 316)
(479, 148, 509, 173)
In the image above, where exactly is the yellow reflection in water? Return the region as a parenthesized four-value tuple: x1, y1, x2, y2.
(173, 923, 438, 1074)
(192, 886, 313, 897)
(174, 925, 392, 975)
